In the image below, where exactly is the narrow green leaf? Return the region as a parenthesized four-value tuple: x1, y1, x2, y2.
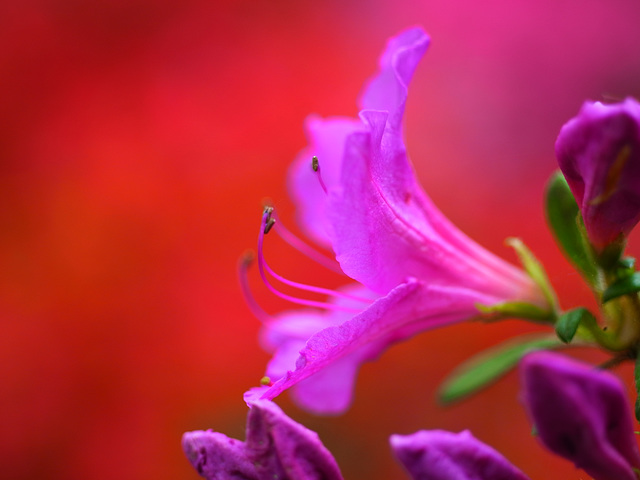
(602, 272, 640, 303)
(555, 307, 596, 343)
(506, 237, 557, 311)
(438, 334, 563, 405)
(544, 171, 598, 282)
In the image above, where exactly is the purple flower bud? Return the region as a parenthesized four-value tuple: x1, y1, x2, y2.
(182, 400, 344, 480)
(520, 351, 640, 480)
(555, 98, 640, 249)
(390, 430, 530, 480)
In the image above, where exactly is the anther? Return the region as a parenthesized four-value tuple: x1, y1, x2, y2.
(311, 155, 328, 194)
(256, 206, 372, 311)
(260, 376, 272, 386)
(240, 250, 256, 267)
(264, 218, 276, 234)
(263, 206, 276, 234)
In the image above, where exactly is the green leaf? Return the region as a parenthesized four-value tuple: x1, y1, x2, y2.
(438, 334, 563, 405)
(506, 237, 557, 311)
(602, 272, 640, 303)
(555, 307, 596, 343)
(617, 257, 636, 278)
(544, 171, 598, 282)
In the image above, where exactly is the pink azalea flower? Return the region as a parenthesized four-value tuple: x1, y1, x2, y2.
(555, 98, 640, 250)
(242, 26, 548, 414)
(520, 351, 640, 480)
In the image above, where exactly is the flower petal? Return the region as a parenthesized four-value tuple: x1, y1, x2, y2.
(288, 116, 364, 247)
(329, 109, 539, 303)
(520, 351, 640, 480)
(259, 310, 333, 381)
(288, 354, 362, 414)
(391, 430, 530, 480)
(245, 279, 499, 414)
(321, 26, 539, 304)
(287, 26, 429, 247)
(358, 26, 430, 131)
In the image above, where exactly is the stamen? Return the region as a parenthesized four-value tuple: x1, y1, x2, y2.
(263, 206, 276, 234)
(263, 254, 372, 305)
(238, 250, 272, 323)
(257, 208, 369, 312)
(270, 210, 344, 275)
(311, 156, 328, 194)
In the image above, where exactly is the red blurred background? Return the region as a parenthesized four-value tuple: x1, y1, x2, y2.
(2, 0, 640, 479)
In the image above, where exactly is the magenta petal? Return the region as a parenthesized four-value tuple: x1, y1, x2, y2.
(325, 26, 540, 304)
(329, 109, 540, 303)
(288, 353, 362, 414)
(520, 351, 640, 480)
(358, 26, 430, 131)
(182, 401, 343, 480)
(391, 430, 530, 480)
(259, 308, 369, 414)
(259, 311, 333, 380)
(287, 26, 428, 247)
(288, 116, 364, 247)
(555, 98, 640, 248)
(246, 279, 499, 414)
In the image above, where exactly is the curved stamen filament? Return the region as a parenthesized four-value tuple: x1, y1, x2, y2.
(270, 210, 343, 275)
(263, 255, 372, 305)
(257, 207, 369, 312)
(312, 156, 328, 194)
(238, 250, 272, 324)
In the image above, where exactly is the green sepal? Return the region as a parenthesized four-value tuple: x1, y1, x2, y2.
(597, 236, 626, 270)
(616, 257, 636, 278)
(476, 301, 552, 322)
(506, 237, 557, 312)
(602, 272, 640, 303)
(544, 171, 599, 282)
(438, 334, 563, 405)
(555, 307, 596, 343)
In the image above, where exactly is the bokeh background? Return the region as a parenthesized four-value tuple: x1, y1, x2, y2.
(3, 0, 640, 479)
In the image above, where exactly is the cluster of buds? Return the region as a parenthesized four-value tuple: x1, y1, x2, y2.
(183, 27, 640, 480)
